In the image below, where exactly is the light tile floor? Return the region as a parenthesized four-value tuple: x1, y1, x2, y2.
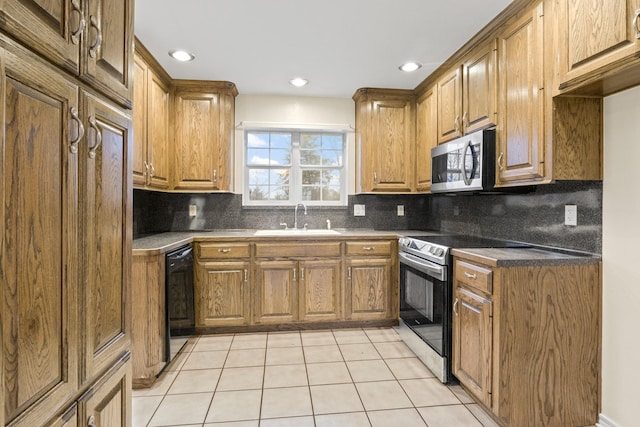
(133, 328, 499, 427)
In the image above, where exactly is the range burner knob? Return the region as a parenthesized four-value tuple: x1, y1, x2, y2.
(435, 248, 445, 256)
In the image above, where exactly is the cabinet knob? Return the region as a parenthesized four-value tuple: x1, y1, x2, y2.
(363, 246, 375, 251)
(218, 248, 231, 253)
(464, 271, 477, 280)
(213, 169, 218, 182)
(69, 107, 84, 154)
(70, 0, 85, 45)
(634, 9, 640, 39)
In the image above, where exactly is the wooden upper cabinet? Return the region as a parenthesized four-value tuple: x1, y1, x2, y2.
(79, 89, 132, 385)
(557, 0, 640, 92)
(173, 81, 237, 192)
(1, 36, 80, 426)
(0, 0, 83, 74)
(415, 86, 438, 192)
(496, 1, 545, 184)
(437, 40, 497, 144)
(463, 40, 498, 134)
(353, 88, 415, 193)
(437, 67, 462, 143)
(132, 54, 148, 187)
(0, 0, 134, 107)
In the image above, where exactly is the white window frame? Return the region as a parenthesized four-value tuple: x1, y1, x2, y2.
(243, 126, 348, 207)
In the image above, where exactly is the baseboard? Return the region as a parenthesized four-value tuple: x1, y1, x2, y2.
(597, 413, 621, 427)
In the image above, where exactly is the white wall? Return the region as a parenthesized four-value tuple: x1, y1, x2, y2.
(601, 85, 640, 427)
(233, 94, 356, 194)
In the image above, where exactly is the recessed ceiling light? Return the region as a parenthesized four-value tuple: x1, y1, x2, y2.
(399, 62, 422, 72)
(169, 50, 195, 62)
(289, 78, 309, 87)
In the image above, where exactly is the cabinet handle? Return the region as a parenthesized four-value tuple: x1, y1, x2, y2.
(300, 267, 305, 281)
(462, 111, 469, 132)
(69, 107, 84, 154)
(464, 271, 477, 280)
(143, 161, 149, 178)
(453, 298, 459, 316)
(373, 172, 377, 184)
(87, 415, 96, 427)
(70, 0, 85, 45)
(363, 246, 375, 251)
(218, 248, 231, 253)
(88, 115, 102, 159)
(454, 115, 460, 133)
(497, 152, 504, 171)
(634, 9, 640, 39)
(293, 268, 297, 281)
(213, 169, 218, 182)
(88, 15, 102, 58)
(243, 269, 247, 283)
(347, 267, 352, 280)
(149, 163, 156, 178)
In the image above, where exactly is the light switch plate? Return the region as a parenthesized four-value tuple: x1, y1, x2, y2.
(189, 204, 197, 217)
(565, 205, 577, 226)
(354, 204, 366, 217)
(397, 205, 405, 216)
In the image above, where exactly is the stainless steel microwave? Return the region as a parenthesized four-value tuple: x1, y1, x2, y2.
(431, 129, 496, 193)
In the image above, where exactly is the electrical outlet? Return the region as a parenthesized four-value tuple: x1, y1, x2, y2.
(453, 206, 460, 216)
(189, 204, 197, 217)
(565, 205, 577, 226)
(397, 205, 405, 216)
(354, 204, 366, 217)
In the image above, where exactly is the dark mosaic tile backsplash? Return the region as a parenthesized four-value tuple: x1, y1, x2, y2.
(134, 181, 602, 254)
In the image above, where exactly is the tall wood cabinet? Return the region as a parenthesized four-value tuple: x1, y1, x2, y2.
(173, 81, 237, 192)
(1, 1, 133, 425)
(353, 88, 415, 193)
(451, 253, 601, 427)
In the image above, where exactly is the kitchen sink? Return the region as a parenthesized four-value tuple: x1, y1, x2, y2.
(254, 229, 341, 236)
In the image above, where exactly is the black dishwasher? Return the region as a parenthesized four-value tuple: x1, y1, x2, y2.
(165, 245, 195, 362)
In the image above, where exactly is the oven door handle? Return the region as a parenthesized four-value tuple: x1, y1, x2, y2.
(399, 252, 447, 281)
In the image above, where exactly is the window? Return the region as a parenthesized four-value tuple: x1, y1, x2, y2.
(244, 129, 346, 206)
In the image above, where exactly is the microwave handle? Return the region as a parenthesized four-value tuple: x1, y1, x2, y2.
(461, 140, 473, 186)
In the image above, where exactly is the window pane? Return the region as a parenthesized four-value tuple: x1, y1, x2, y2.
(302, 185, 321, 201)
(271, 185, 289, 200)
(322, 169, 341, 186)
(322, 150, 342, 166)
(321, 134, 343, 150)
(270, 169, 290, 186)
(247, 132, 269, 148)
(249, 185, 269, 200)
(302, 170, 320, 185)
(248, 168, 268, 185)
(247, 148, 271, 165)
(300, 134, 321, 149)
(322, 186, 341, 201)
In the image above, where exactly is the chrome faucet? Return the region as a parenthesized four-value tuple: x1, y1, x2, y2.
(294, 203, 307, 229)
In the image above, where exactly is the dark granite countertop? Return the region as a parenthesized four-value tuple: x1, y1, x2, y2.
(132, 229, 442, 256)
(451, 247, 600, 267)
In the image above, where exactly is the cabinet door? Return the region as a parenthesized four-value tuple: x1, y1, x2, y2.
(452, 286, 492, 408)
(496, 2, 545, 184)
(0, 0, 82, 74)
(146, 69, 170, 189)
(195, 260, 251, 327)
(82, 0, 134, 107)
(371, 97, 414, 192)
(254, 260, 298, 324)
(1, 38, 80, 426)
(132, 54, 148, 187)
(131, 254, 166, 387)
(463, 40, 497, 134)
(437, 66, 462, 143)
(78, 355, 132, 427)
(173, 91, 222, 191)
(345, 258, 392, 320)
(80, 90, 132, 384)
(299, 259, 341, 322)
(561, 0, 640, 85)
(415, 86, 437, 192)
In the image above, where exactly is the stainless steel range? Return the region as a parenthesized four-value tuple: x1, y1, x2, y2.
(396, 234, 528, 383)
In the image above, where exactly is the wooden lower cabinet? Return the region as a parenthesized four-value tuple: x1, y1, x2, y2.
(195, 260, 251, 327)
(254, 260, 298, 324)
(131, 254, 166, 388)
(298, 259, 342, 322)
(451, 255, 601, 427)
(345, 258, 393, 321)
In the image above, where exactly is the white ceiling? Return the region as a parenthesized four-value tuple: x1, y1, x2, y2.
(134, 0, 512, 98)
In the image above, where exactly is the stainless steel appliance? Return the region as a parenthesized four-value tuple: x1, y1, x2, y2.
(431, 128, 496, 193)
(397, 234, 529, 383)
(166, 245, 195, 363)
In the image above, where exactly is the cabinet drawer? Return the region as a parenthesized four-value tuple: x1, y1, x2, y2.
(198, 242, 251, 259)
(345, 241, 392, 256)
(455, 259, 493, 294)
(255, 242, 341, 258)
